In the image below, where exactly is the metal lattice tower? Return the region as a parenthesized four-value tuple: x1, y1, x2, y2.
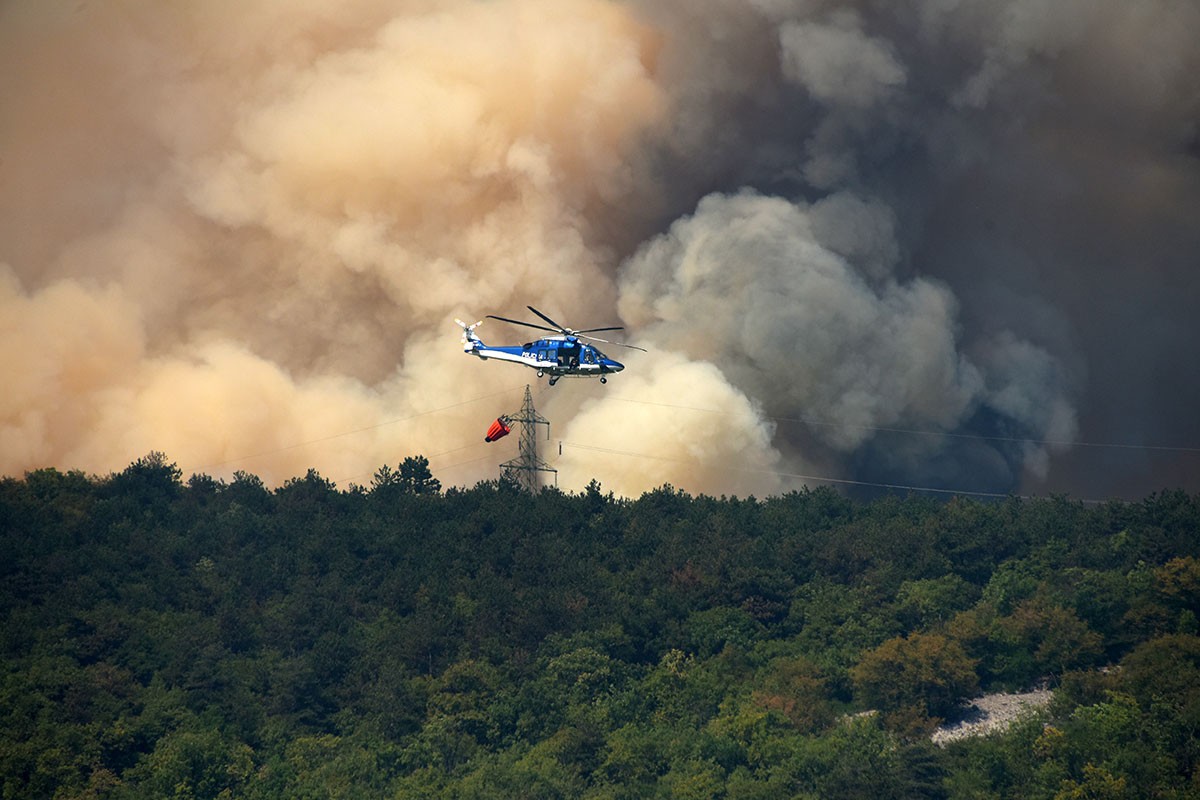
(500, 385, 557, 491)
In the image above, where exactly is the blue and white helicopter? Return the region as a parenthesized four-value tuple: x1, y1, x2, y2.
(457, 305, 645, 386)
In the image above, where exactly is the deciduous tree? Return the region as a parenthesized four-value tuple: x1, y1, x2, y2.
(851, 631, 979, 729)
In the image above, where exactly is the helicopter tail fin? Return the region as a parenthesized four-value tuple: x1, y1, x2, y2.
(455, 318, 484, 351)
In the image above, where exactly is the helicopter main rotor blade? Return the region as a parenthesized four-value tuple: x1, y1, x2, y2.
(527, 306, 569, 333)
(576, 332, 648, 352)
(486, 314, 558, 334)
(490, 307, 646, 351)
(598, 339, 647, 352)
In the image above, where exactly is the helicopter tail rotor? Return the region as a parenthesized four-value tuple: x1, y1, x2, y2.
(455, 318, 484, 349)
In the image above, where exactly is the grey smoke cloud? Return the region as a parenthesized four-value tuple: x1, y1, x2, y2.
(2, 0, 1197, 498)
(779, 12, 906, 109)
(615, 189, 1074, 489)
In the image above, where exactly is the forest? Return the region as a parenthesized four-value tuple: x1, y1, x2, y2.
(2, 452, 1199, 799)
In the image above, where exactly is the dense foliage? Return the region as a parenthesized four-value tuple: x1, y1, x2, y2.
(3, 453, 1199, 798)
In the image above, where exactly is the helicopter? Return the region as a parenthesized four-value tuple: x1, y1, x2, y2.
(457, 305, 645, 386)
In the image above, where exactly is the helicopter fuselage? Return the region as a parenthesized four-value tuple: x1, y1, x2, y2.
(464, 334, 624, 385)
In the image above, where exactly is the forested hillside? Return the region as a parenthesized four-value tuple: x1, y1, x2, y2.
(3, 454, 1199, 799)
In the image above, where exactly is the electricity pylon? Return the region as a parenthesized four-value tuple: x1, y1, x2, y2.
(500, 385, 556, 491)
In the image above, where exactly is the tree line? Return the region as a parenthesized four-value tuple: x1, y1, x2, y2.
(2, 452, 1198, 798)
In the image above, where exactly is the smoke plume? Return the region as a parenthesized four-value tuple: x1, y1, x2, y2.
(2, 0, 1198, 498)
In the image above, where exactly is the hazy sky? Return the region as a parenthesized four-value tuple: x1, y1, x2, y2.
(3, 0, 1198, 499)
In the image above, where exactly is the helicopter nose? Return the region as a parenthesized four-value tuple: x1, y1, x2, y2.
(606, 359, 624, 372)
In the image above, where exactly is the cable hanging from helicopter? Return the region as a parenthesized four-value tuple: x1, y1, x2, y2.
(456, 305, 645, 386)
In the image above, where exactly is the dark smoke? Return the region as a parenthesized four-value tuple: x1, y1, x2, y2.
(616, 0, 1200, 498)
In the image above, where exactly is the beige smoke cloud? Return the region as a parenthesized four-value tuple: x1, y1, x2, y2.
(0, 265, 507, 486)
(181, 0, 665, 350)
(1, 267, 144, 470)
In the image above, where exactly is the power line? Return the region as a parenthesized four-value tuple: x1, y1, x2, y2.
(558, 440, 1103, 503)
(558, 388, 1200, 455)
(334, 440, 491, 487)
(180, 373, 1186, 501)
(433, 453, 504, 476)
